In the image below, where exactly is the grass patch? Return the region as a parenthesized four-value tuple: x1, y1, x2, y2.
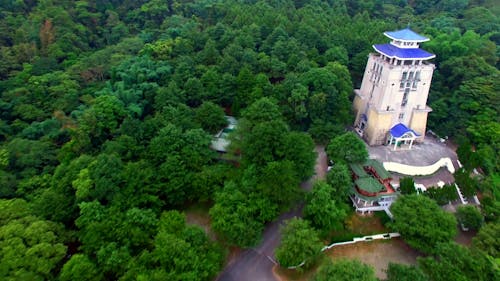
(327, 212, 390, 244)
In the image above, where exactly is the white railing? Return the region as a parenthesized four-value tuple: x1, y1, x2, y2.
(286, 232, 401, 269)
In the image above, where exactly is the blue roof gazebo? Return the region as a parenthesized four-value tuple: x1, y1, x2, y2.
(389, 123, 420, 150)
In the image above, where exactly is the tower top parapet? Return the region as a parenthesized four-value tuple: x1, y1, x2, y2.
(373, 27, 435, 60)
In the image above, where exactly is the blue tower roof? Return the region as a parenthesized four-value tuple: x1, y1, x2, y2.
(373, 44, 435, 60)
(384, 28, 429, 42)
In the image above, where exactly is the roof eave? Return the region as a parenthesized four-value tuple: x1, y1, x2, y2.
(383, 32, 430, 42)
(372, 45, 435, 60)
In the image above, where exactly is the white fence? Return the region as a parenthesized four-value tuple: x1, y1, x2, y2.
(287, 232, 401, 269)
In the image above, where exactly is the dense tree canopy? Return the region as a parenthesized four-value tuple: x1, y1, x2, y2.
(275, 218, 324, 268)
(327, 132, 368, 164)
(390, 194, 457, 254)
(0, 0, 498, 279)
(312, 259, 378, 281)
(304, 181, 348, 234)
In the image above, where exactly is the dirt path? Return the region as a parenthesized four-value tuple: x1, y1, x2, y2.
(326, 238, 420, 280)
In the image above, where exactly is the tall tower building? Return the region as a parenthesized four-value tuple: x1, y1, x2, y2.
(353, 28, 435, 147)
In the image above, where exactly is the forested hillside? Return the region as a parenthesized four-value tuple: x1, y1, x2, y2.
(0, 1, 498, 280)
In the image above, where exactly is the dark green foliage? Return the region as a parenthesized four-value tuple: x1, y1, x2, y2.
(275, 218, 323, 268)
(386, 263, 428, 281)
(472, 222, 500, 258)
(195, 101, 227, 134)
(390, 195, 457, 254)
(0, 1, 498, 279)
(399, 177, 416, 195)
(327, 132, 368, 164)
(121, 211, 224, 281)
(312, 259, 378, 281)
(456, 205, 483, 230)
(304, 181, 348, 234)
(209, 181, 270, 247)
(326, 162, 354, 200)
(454, 168, 478, 198)
(424, 184, 458, 205)
(418, 242, 498, 281)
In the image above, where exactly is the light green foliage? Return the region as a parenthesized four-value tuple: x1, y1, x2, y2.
(0, 199, 67, 281)
(390, 194, 457, 254)
(275, 218, 323, 268)
(312, 259, 378, 281)
(327, 132, 368, 164)
(304, 181, 348, 233)
(418, 242, 498, 281)
(386, 263, 428, 281)
(59, 254, 102, 281)
(122, 210, 224, 281)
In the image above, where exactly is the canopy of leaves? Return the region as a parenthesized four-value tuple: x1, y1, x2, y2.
(312, 259, 378, 281)
(304, 181, 348, 234)
(327, 132, 368, 164)
(418, 242, 498, 281)
(390, 194, 457, 254)
(275, 218, 324, 268)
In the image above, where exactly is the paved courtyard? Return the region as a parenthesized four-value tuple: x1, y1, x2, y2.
(367, 136, 459, 187)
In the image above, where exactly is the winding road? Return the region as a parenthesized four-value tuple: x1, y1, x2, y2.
(216, 145, 327, 281)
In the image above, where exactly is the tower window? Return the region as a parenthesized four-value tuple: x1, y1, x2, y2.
(402, 72, 408, 80)
(402, 88, 410, 106)
(399, 113, 405, 120)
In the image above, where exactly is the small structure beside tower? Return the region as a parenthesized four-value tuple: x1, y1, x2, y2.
(353, 27, 435, 148)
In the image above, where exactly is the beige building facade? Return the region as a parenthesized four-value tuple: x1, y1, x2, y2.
(353, 28, 435, 146)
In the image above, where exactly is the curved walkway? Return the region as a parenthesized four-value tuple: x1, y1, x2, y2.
(216, 145, 327, 281)
(383, 157, 455, 176)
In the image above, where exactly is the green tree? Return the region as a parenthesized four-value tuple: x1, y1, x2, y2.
(386, 263, 428, 281)
(327, 132, 368, 164)
(0, 199, 67, 281)
(418, 242, 498, 281)
(282, 131, 316, 180)
(472, 222, 500, 258)
(195, 101, 227, 134)
(121, 210, 224, 281)
(275, 218, 323, 268)
(456, 205, 483, 230)
(209, 182, 267, 247)
(390, 194, 457, 254)
(312, 259, 378, 281)
(326, 162, 354, 200)
(59, 254, 102, 281)
(399, 177, 416, 195)
(304, 181, 348, 233)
